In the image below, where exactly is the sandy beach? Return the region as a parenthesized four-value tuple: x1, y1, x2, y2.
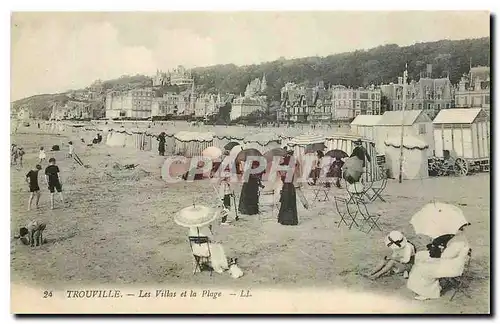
(10, 130, 490, 314)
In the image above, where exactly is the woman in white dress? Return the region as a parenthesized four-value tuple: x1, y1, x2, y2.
(188, 225, 229, 274)
(407, 225, 470, 300)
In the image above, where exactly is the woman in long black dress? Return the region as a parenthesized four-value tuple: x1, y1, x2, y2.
(238, 161, 263, 215)
(157, 132, 166, 156)
(277, 151, 298, 226)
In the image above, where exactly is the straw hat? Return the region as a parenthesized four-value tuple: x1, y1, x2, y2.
(174, 205, 216, 228)
(384, 231, 407, 250)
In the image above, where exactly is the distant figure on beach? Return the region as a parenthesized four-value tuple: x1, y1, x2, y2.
(11, 144, 18, 165)
(157, 132, 166, 156)
(277, 150, 299, 226)
(45, 158, 64, 210)
(68, 141, 74, 158)
(38, 147, 46, 164)
(238, 160, 263, 216)
(26, 164, 42, 211)
(17, 147, 25, 167)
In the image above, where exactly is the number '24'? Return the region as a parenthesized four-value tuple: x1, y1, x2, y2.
(43, 291, 53, 298)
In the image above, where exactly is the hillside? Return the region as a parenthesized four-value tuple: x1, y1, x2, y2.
(12, 37, 490, 119)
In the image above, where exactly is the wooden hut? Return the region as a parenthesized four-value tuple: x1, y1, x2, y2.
(432, 108, 490, 161)
(350, 115, 382, 143)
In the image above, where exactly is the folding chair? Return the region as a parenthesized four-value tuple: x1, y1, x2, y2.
(354, 198, 382, 233)
(188, 236, 213, 276)
(441, 248, 472, 301)
(333, 196, 360, 230)
(345, 178, 368, 205)
(258, 185, 279, 219)
(364, 167, 387, 203)
(311, 179, 332, 204)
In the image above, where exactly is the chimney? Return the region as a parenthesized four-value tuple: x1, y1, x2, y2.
(398, 77, 403, 85)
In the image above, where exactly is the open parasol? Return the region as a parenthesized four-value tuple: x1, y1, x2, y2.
(224, 141, 240, 151)
(174, 205, 216, 228)
(410, 202, 469, 239)
(202, 146, 222, 161)
(162, 157, 191, 180)
(304, 143, 327, 154)
(325, 149, 349, 160)
(264, 147, 287, 163)
(235, 148, 262, 163)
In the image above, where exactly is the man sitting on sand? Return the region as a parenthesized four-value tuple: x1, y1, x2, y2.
(365, 231, 416, 280)
(45, 158, 65, 209)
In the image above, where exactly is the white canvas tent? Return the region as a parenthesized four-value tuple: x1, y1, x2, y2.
(384, 136, 429, 180)
(376, 110, 434, 156)
(432, 108, 490, 159)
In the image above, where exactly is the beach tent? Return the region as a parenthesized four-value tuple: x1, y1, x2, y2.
(384, 136, 429, 180)
(350, 115, 382, 142)
(432, 108, 490, 159)
(325, 134, 382, 183)
(242, 132, 281, 153)
(173, 131, 214, 157)
(376, 110, 434, 156)
(106, 130, 127, 147)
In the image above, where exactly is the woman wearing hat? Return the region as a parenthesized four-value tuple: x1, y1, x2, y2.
(342, 139, 371, 184)
(175, 205, 231, 274)
(366, 231, 415, 280)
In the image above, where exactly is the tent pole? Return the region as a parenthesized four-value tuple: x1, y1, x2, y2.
(398, 64, 408, 183)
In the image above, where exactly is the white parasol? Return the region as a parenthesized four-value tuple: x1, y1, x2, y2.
(202, 146, 222, 161)
(174, 205, 216, 228)
(410, 202, 469, 239)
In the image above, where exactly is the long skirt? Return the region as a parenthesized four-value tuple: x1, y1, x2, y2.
(278, 183, 298, 225)
(238, 176, 260, 215)
(191, 243, 229, 273)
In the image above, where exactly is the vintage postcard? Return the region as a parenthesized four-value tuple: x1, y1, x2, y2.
(10, 11, 491, 314)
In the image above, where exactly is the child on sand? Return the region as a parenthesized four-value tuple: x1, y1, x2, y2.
(68, 141, 74, 158)
(45, 158, 64, 209)
(18, 147, 25, 167)
(218, 175, 237, 224)
(365, 231, 416, 280)
(38, 147, 46, 164)
(26, 164, 42, 211)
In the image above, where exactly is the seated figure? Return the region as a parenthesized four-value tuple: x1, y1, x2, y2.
(188, 225, 229, 274)
(407, 224, 470, 300)
(366, 231, 416, 280)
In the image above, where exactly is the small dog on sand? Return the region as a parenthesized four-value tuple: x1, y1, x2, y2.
(15, 220, 47, 247)
(228, 258, 243, 279)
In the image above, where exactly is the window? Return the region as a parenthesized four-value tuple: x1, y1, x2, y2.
(437, 104, 441, 110)
(486, 95, 490, 104)
(419, 103, 422, 109)
(119, 111, 126, 117)
(418, 124, 426, 135)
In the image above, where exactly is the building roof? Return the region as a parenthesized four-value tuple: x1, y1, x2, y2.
(378, 110, 426, 126)
(433, 108, 484, 124)
(351, 115, 382, 126)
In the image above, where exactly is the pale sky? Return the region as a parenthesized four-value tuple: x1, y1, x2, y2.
(11, 11, 490, 101)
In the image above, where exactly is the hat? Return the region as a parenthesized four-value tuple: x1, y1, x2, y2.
(384, 231, 407, 250)
(174, 205, 216, 228)
(353, 139, 363, 145)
